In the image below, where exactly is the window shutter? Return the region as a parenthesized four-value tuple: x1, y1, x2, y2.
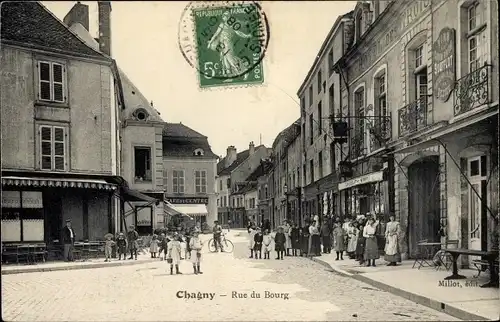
(54, 127, 65, 170)
(40, 126, 53, 170)
(39, 62, 51, 100)
(52, 63, 64, 102)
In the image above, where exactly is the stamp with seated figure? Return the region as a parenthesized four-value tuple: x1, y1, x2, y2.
(178, 1, 270, 89)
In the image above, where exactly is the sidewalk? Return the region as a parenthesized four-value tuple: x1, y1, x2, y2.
(311, 253, 499, 321)
(1, 254, 159, 275)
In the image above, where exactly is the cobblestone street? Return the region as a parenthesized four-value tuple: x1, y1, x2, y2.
(2, 235, 458, 321)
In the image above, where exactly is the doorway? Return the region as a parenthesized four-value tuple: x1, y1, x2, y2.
(467, 155, 488, 264)
(44, 190, 62, 243)
(407, 156, 441, 258)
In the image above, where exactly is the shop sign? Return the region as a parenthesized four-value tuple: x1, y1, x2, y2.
(22, 191, 43, 209)
(165, 196, 209, 204)
(136, 207, 152, 226)
(338, 171, 384, 191)
(433, 28, 456, 102)
(2, 191, 21, 208)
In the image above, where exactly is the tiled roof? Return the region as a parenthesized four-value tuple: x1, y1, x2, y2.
(245, 160, 273, 181)
(232, 181, 258, 195)
(217, 149, 250, 175)
(163, 123, 206, 138)
(272, 119, 301, 149)
(162, 137, 218, 159)
(1, 2, 106, 59)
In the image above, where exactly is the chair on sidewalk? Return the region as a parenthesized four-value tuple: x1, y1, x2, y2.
(435, 239, 459, 271)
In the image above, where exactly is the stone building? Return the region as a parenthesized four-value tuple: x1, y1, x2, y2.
(1, 2, 121, 243)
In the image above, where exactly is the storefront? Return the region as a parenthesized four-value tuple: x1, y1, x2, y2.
(164, 196, 209, 230)
(302, 173, 339, 224)
(2, 175, 117, 244)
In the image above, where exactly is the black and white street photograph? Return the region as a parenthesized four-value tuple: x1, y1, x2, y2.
(1, 1, 499, 321)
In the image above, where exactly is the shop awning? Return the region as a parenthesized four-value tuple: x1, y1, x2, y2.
(1, 176, 116, 190)
(163, 201, 193, 219)
(164, 202, 207, 217)
(122, 187, 158, 203)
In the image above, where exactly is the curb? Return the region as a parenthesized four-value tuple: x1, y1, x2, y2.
(309, 257, 490, 321)
(1, 258, 158, 275)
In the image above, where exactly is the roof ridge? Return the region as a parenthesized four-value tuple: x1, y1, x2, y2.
(37, 2, 107, 59)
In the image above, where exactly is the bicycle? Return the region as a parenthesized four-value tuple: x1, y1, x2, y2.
(208, 234, 234, 253)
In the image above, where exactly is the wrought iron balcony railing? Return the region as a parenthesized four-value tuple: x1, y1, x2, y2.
(350, 130, 366, 159)
(453, 64, 491, 116)
(369, 113, 392, 150)
(398, 95, 430, 137)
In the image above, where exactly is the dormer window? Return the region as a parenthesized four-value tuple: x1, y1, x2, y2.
(193, 148, 205, 156)
(133, 108, 149, 121)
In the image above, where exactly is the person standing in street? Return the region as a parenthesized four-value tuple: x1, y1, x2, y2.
(384, 213, 402, 266)
(212, 220, 224, 252)
(127, 225, 139, 260)
(253, 227, 263, 259)
(333, 219, 346, 260)
(320, 221, 332, 254)
(300, 220, 310, 256)
(167, 233, 182, 275)
(283, 220, 292, 256)
(189, 228, 204, 274)
(61, 219, 75, 262)
(347, 221, 359, 259)
(116, 232, 127, 260)
(104, 233, 114, 262)
(149, 234, 159, 259)
(274, 226, 286, 260)
(363, 216, 380, 267)
(290, 223, 300, 256)
(248, 224, 257, 258)
(263, 229, 272, 259)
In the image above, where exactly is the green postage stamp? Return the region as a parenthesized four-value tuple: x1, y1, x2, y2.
(178, 1, 270, 89)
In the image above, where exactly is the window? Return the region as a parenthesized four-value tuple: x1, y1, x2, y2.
(163, 169, 168, 191)
(354, 88, 365, 154)
(172, 170, 185, 193)
(329, 84, 334, 115)
(303, 165, 307, 185)
(468, 2, 479, 31)
(195, 170, 207, 193)
(309, 85, 313, 105)
(318, 151, 323, 178)
(328, 50, 334, 75)
(309, 114, 314, 145)
(217, 199, 219, 207)
(134, 147, 152, 182)
(297, 167, 300, 187)
(223, 196, 227, 207)
(219, 179, 223, 191)
(193, 148, 204, 156)
(317, 101, 322, 136)
(38, 61, 65, 103)
(375, 72, 388, 133)
(355, 11, 363, 41)
(39, 125, 66, 171)
(415, 45, 424, 69)
(265, 185, 268, 198)
(317, 70, 322, 93)
(330, 142, 336, 172)
(226, 178, 230, 188)
(309, 159, 314, 183)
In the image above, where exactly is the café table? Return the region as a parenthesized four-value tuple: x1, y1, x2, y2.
(413, 241, 441, 269)
(444, 249, 498, 288)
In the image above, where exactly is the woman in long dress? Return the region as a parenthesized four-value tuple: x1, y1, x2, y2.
(347, 221, 359, 258)
(248, 225, 257, 258)
(283, 221, 292, 256)
(363, 217, 380, 267)
(207, 11, 252, 79)
(332, 222, 346, 260)
(384, 213, 402, 266)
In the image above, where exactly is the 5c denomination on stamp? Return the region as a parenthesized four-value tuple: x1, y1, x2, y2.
(178, 1, 270, 88)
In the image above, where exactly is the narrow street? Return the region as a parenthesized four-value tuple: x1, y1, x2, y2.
(2, 232, 457, 321)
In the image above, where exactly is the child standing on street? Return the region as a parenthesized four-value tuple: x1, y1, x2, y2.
(274, 226, 286, 260)
(116, 232, 127, 260)
(262, 229, 272, 259)
(189, 228, 204, 274)
(161, 233, 170, 260)
(253, 227, 263, 259)
(167, 233, 182, 275)
(248, 225, 257, 258)
(104, 233, 115, 262)
(150, 234, 159, 258)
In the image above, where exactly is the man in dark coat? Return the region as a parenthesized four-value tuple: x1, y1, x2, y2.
(127, 225, 139, 260)
(320, 221, 332, 254)
(61, 219, 75, 261)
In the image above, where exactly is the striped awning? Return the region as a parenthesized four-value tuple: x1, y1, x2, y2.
(163, 201, 207, 217)
(2, 176, 116, 190)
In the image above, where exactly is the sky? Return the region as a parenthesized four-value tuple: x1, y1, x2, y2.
(43, 1, 356, 158)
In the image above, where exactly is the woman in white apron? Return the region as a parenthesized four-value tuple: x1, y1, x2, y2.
(283, 221, 292, 256)
(248, 226, 257, 258)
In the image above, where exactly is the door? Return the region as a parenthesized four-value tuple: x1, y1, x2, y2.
(467, 156, 488, 265)
(407, 156, 441, 258)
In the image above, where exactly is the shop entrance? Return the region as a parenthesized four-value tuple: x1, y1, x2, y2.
(44, 192, 62, 243)
(407, 156, 441, 258)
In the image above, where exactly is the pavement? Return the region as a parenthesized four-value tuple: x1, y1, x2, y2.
(310, 252, 499, 321)
(1, 230, 458, 321)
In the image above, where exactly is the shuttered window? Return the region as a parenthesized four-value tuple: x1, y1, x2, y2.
(38, 61, 65, 103)
(39, 125, 67, 171)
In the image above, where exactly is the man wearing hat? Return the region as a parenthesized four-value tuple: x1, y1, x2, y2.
(127, 225, 139, 260)
(212, 220, 224, 252)
(61, 219, 76, 261)
(189, 228, 204, 274)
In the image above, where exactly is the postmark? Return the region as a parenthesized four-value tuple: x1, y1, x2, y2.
(178, 1, 270, 89)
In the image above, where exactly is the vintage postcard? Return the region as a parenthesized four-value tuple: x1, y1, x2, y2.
(1, 0, 499, 321)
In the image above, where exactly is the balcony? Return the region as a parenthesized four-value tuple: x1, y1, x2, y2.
(398, 95, 430, 137)
(350, 131, 366, 159)
(369, 113, 392, 150)
(453, 64, 491, 117)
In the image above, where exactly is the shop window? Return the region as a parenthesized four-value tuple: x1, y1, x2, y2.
(195, 170, 207, 193)
(134, 147, 152, 182)
(172, 170, 185, 193)
(37, 60, 66, 103)
(39, 125, 67, 171)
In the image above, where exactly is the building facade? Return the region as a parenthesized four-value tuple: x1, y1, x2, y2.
(163, 123, 219, 229)
(1, 2, 121, 244)
(297, 12, 353, 224)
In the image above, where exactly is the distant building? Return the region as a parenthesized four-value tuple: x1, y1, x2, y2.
(162, 123, 219, 228)
(216, 143, 271, 227)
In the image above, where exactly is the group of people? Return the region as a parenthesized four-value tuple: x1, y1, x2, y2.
(246, 212, 403, 267)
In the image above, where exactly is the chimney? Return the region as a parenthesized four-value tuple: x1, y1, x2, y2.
(249, 141, 255, 155)
(63, 2, 89, 31)
(98, 1, 112, 56)
(224, 146, 237, 168)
